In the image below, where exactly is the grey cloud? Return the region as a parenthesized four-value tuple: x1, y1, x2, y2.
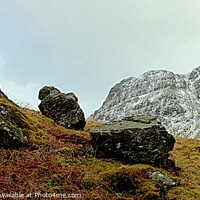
(1, 0, 200, 116)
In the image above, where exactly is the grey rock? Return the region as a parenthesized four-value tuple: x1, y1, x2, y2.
(148, 171, 177, 187)
(38, 86, 60, 100)
(0, 102, 29, 149)
(38, 86, 86, 130)
(90, 115, 175, 167)
(89, 67, 200, 139)
(147, 170, 178, 196)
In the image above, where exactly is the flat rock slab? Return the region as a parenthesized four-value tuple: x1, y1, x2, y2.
(91, 120, 159, 131)
(90, 115, 175, 167)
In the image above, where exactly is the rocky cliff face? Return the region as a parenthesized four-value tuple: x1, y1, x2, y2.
(89, 67, 200, 139)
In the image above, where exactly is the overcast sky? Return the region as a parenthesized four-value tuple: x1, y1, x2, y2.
(1, 0, 200, 117)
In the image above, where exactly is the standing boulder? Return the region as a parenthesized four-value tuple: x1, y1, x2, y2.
(90, 115, 175, 167)
(38, 86, 86, 130)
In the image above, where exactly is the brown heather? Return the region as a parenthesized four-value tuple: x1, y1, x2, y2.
(0, 103, 199, 199)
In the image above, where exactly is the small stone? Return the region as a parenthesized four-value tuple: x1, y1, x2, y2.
(147, 170, 177, 188)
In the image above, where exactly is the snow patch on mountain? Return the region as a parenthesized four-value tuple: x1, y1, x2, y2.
(89, 67, 200, 139)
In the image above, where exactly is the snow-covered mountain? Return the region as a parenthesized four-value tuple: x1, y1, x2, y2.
(89, 67, 200, 139)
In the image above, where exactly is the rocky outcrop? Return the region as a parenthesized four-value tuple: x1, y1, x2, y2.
(0, 94, 29, 149)
(90, 115, 175, 167)
(38, 86, 86, 130)
(89, 67, 200, 139)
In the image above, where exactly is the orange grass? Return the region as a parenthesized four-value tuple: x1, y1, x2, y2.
(0, 100, 200, 199)
(166, 136, 200, 200)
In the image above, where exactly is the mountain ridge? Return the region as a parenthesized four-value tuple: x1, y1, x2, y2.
(89, 66, 200, 139)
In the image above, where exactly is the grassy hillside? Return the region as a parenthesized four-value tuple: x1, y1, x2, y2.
(0, 102, 199, 199)
(166, 137, 200, 199)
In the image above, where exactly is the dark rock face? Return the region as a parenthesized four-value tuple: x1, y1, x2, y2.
(90, 115, 175, 167)
(38, 86, 86, 130)
(0, 100, 29, 149)
(38, 86, 61, 101)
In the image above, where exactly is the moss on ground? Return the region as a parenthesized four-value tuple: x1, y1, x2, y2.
(166, 136, 200, 200)
(0, 97, 200, 199)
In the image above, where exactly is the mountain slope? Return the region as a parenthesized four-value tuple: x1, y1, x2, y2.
(1, 89, 200, 199)
(0, 90, 179, 199)
(89, 67, 200, 138)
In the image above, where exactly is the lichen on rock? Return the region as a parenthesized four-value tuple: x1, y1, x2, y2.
(90, 115, 175, 167)
(0, 99, 30, 149)
(0, 94, 48, 149)
(38, 86, 86, 130)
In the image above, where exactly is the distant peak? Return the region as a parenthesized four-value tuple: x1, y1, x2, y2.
(89, 66, 200, 139)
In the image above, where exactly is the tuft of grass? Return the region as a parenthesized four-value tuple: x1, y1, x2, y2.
(81, 158, 174, 199)
(84, 121, 103, 132)
(166, 136, 200, 200)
